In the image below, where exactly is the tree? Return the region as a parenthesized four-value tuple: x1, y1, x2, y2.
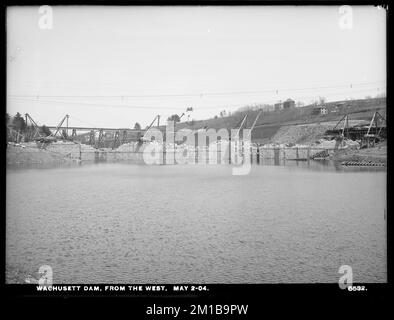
(167, 114, 181, 123)
(40, 125, 52, 136)
(12, 112, 26, 132)
(6, 113, 10, 125)
(219, 110, 227, 117)
(375, 92, 386, 98)
(318, 96, 326, 105)
(134, 122, 141, 130)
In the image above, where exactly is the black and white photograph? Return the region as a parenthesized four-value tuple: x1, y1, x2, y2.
(5, 3, 387, 298)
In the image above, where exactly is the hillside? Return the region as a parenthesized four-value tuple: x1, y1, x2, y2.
(169, 97, 386, 144)
(70, 97, 386, 146)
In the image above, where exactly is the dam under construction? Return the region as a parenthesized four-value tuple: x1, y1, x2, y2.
(6, 110, 387, 167)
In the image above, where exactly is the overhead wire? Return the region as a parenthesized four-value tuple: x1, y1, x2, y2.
(7, 81, 385, 99)
(8, 87, 386, 111)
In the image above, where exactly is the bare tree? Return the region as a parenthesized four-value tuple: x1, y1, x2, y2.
(318, 96, 326, 105)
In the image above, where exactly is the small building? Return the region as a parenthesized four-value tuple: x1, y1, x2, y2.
(311, 105, 328, 116)
(320, 106, 328, 115)
(283, 98, 295, 109)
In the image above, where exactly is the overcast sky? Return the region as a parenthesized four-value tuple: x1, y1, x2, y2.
(7, 6, 386, 128)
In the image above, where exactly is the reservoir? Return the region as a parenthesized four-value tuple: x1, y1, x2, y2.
(6, 161, 386, 283)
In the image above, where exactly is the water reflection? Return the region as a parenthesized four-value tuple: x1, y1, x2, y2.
(7, 158, 386, 174)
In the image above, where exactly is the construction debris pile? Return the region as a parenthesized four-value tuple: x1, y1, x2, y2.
(311, 138, 360, 150)
(7, 141, 77, 165)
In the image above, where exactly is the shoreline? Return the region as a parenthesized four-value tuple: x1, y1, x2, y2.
(7, 142, 387, 168)
(331, 144, 387, 164)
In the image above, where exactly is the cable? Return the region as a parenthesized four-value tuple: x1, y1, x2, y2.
(7, 81, 385, 99)
(8, 87, 386, 111)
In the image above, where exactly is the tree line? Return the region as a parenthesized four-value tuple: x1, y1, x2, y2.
(6, 112, 51, 136)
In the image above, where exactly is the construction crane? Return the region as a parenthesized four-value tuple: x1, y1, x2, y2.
(365, 111, 386, 138)
(32, 114, 70, 146)
(24, 113, 44, 141)
(32, 113, 69, 143)
(139, 114, 160, 143)
(233, 114, 248, 139)
(135, 114, 160, 152)
(245, 109, 263, 141)
(364, 111, 386, 148)
(332, 114, 349, 150)
(50, 114, 69, 138)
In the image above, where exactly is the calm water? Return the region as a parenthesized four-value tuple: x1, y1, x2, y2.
(6, 161, 386, 283)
